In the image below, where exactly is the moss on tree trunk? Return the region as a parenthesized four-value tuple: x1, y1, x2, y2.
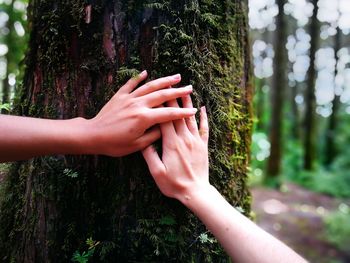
(0, 1, 252, 262)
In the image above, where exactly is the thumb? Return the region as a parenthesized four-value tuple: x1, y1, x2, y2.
(142, 145, 166, 179)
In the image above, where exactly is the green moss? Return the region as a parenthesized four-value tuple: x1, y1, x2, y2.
(0, 0, 252, 262)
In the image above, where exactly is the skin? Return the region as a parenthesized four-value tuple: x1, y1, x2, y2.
(0, 71, 197, 162)
(142, 95, 308, 263)
(1, 69, 307, 261)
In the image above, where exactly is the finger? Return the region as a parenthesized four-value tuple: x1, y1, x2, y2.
(135, 126, 161, 150)
(181, 94, 199, 135)
(119, 70, 148, 94)
(166, 99, 187, 135)
(147, 107, 197, 127)
(160, 120, 177, 142)
(199, 106, 209, 144)
(141, 85, 193, 108)
(152, 104, 176, 139)
(142, 145, 166, 179)
(132, 74, 182, 97)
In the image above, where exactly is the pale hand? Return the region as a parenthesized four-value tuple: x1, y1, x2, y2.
(85, 71, 197, 157)
(0, 71, 197, 162)
(142, 95, 210, 201)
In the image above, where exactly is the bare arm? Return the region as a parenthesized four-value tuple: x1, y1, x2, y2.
(142, 96, 307, 263)
(0, 71, 197, 162)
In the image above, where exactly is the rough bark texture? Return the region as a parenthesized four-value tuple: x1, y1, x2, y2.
(266, 0, 287, 178)
(303, 0, 319, 171)
(0, 1, 252, 262)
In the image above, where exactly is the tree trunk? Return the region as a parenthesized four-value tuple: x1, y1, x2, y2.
(0, 1, 252, 262)
(255, 77, 266, 131)
(303, 0, 319, 171)
(266, 0, 287, 178)
(324, 26, 341, 167)
(290, 83, 300, 139)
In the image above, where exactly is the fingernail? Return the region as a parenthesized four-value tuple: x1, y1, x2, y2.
(201, 106, 206, 112)
(140, 70, 147, 77)
(173, 74, 181, 80)
(185, 85, 193, 90)
(191, 108, 198, 113)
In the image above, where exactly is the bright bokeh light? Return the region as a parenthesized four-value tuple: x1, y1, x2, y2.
(252, 133, 271, 161)
(318, 0, 350, 34)
(249, 0, 350, 116)
(284, 0, 314, 26)
(248, 0, 278, 30)
(253, 40, 274, 79)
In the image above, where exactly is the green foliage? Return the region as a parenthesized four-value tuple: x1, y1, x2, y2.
(98, 241, 116, 261)
(249, 128, 350, 198)
(63, 168, 79, 178)
(71, 238, 100, 263)
(281, 112, 350, 198)
(248, 132, 270, 186)
(293, 170, 350, 198)
(198, 232, 215, 244)
(71, 250, 94, 263)
(0, 0, 28, 110)
(324, 204, 350, 252)
(0, 103, 11, 112)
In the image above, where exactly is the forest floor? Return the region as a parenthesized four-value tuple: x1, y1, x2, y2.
(252, 183, 350, 263)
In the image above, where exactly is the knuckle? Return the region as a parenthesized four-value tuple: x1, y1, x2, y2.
(167, 140, 179, 150)
(143, 112, 153, 125)
(153, 166, 166, 178)
(183, 137, 194, 149)
(136, 109, 148, 121)
(130, 98, 142, 108)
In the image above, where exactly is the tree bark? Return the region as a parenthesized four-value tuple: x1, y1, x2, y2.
(266, 0, 287, 178)
(303, 0, 319, 171)
(0, 1, 252, 262)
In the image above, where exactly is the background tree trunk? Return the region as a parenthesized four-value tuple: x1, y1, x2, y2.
(1, 0, 15, 114)
(266, 0, 287, 178)
(324, 26, 341, 167)
(0, 1, 252, 262)
(303, 0, 319, 171)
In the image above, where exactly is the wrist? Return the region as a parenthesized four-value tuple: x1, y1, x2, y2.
(66, 117, 94, 155)
(179, 183, 217, 209)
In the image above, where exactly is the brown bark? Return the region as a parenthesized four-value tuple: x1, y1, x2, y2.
(266, 0, 287, 178)
(0, 1, 252, 262)
(324, 27, 342, 166)
(303, 0, 319, 170)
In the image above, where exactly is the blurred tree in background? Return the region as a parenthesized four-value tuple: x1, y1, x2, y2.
(0, 0, 28, 113)
(303, 0, 319, 171)
(249, 0, 350, 196)
(266, 0, 287, 180)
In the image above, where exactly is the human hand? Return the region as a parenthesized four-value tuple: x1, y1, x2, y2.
(85, 71, 197, 157)
(142, 95, 210, 202)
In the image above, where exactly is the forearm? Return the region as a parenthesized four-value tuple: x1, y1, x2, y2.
(181, 185, 307, 263)
(0, 115, 90, 162)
